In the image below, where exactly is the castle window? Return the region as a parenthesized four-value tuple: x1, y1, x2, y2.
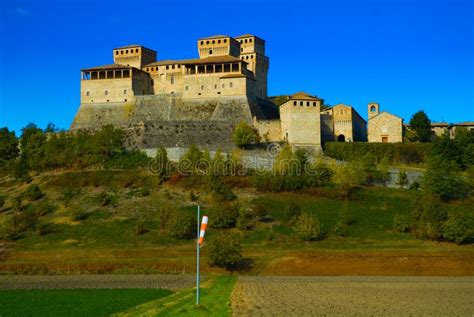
(123, 70, 130, 78)
(146, 68, 149, 71)
(198, 93, 201, 95)
(212, 40, 215, 44)
(178, 65, 181, 68)
(104, 90, 108, 96)
(114, 70, 122, 78)
(209, 49, 213, 55)
(124, 99, 127, 102)
(86, 91, 90, 96)
(166, 65, 169, 70)
(185, 86, 189, 91)
(245, 39, 248, 43)
(370, 105, 376, 112)
(313, 102, 316, 106)
(206, 40, 209, 44)
(215, 64, 222, 72)
(99, 71, 106, 79)
(126, 50, 129, 53)
(135, 49, 139, 53)
(251, 55, 254, 59)
(115, 51, 118, 55)
(229, 82, 233, 88)
(307, 102, 310, 106)
(170, 75, 175, 84)
(200, 41, 204, 45)
(123, 89, 127, 94)
(172, 65, 175, 69)
(218, 40, 221, 43)
(250, 38, 253, 43)
(201, 85, 204, 90)
(222, 84, 225, 88)
(300, 101, 303, 106)
(241, 48, 243, 52)
(120, 50, 124, 54)
(293, 101, 296, 106)
(214, 85, 217, 89)
(107, 99, 109, 102)
(223, 39, 227, 43)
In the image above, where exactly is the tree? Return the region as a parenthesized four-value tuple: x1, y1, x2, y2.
(409, 110, 432, 142)
(443, 213, 473, 244)
(0, 127, 19, 163)
(20, 123, 46, 170)
(155, 146, 169, 177)
(208, 233, 242, 271)
(423, 155, 470, 201)
(231, 121, 259, 147)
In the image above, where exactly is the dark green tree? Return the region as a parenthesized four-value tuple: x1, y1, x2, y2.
(409, 110, 432, 142)
(0, 127, 19, 163)
(231, 121, 260, 147)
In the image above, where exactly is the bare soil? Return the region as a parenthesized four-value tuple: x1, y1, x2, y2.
(231, 276, 474, 316)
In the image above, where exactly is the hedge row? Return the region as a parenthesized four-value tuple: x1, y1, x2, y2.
(324, 142, 433, 165)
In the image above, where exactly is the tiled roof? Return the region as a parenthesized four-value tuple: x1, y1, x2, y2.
(288, 91, 322, 101)
(113, 44, 157, 52)
(198, 35, 230, 40)
(144, 55, 246, 67)
(81, 63, 132, 71)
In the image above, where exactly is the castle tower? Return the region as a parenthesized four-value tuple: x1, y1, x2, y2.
(368, 102, 380, 120)
(235, 34, 269, 99)
(113, 45, 157, 69)
(197, 35, 240, 59)
(279, 92, 323, 148)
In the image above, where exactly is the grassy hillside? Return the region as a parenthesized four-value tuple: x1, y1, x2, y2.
(0, 169, 472, 275)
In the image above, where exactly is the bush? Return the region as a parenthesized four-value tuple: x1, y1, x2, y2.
(442, 213, 473, 244)
(23, 184, 44, 202)
(97, 191, 118, 207)
(231, 121, 260, 147)
(324, 142, 432, 166)
(333, 206, 353, 236)
(167, 209, 197, 239)
(71, 208, 90, 221)
(411, 194, 447, 240)
(209, 203, 239, 229)
(393, 213, 410, 233)
(27, 200, 57, 217)
(37, 222, 56, 236)
(211, 178, 236, 202)
(283, 202, 301, 222)
(135, 220, 149, 235)
(0, 195, 5, 209)
(397, 169, 408, 187)
(236, 207, 255, 230)
(61, 188, 81, 206)
(208, 233, 242, 271)
(294, 213, 323, 241)
(423, 155, 470, 201)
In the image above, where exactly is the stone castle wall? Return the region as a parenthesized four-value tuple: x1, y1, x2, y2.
(71, 94, 273, 151)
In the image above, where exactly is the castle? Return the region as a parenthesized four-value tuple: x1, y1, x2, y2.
(71, 34, 403, 150)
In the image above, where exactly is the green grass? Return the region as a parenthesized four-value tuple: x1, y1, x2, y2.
(0, 288, 173, 317)
(117, 276, 236, 316)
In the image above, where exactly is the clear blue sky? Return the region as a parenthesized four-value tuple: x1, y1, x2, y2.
(0, 0, 473, 133)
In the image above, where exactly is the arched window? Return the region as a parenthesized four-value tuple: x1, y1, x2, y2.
(370, 105, 376, 112)
(300, 101, 303, 106)
(293, 101, 297, 106)
(206, 40, 209, 44)
(218, 40, 221, 43)
(115, 51, 119, 55)
(307, 102, 310, 106)
(212, 40, 215, 44)
(223, 39, 227, 43)
(209, 49, 213, 55)
(126, 50, 129, 53)
(200, 41, 204, 45)
(337, 134, 345, 142)
(135, 49, 139, 53)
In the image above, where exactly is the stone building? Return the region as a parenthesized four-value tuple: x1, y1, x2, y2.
(321, 104, 367, 142)
(367, 103, 403, 143)
(279, 92, 323, 149)
(72, 34, 383, 151)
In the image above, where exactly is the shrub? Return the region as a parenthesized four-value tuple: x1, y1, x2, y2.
(442, 213, 473, 244)
(97, 191, 118, 207)
(208, 233, 242, 271)
(334, 206, 353, 236)
(71, 208, 90, 221)
(397, 169, 408, 187)
(236, 207, 255, 230)
(283, 202, 301, 222)
(209, 203, 239, 229)
(211, 178, 236, 202)
(37, 222, 56, 236)
(294, 213, 322, 241)
(135, 220, 149, 235)
(324, 142, 432, 166)
(61, 188, 81, 206)
(231, 121, 260, 147)
(423, 155, 470, 201)
(411, 194, 447, 240)
(0, 195, 5, 209)
(27, 200, 57, 217)
(251, 200, 268, 218)
(23, 184, 44, 202)
(167, 209, 197, 239)
(393, 213, 410, 233)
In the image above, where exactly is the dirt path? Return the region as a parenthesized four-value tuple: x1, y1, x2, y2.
(231, 276, 474, 316)
(0, 274, 197, 290)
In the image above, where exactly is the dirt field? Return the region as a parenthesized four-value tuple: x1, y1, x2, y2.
(231, 276, 474, 316)
(0, 274, 197, 290)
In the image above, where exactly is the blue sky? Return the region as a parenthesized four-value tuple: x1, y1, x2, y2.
(0, 0, 473, 133)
